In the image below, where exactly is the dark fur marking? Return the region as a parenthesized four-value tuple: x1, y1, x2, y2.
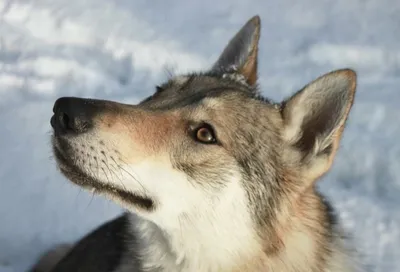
(51, 214, 142, 272)
(319, 193, 338, 233)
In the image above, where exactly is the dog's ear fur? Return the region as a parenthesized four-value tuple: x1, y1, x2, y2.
(211, 16, 261, 86)
(281, 69, 357, 182)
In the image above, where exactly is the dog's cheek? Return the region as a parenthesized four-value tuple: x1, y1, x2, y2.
(171, 143, 237, 189)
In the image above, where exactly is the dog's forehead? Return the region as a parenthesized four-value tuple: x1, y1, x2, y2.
(139, 73, 258, 110)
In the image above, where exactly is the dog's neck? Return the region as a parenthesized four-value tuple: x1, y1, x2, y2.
(127, 190, 353, 272)
(131, 216, 262, 272)
(261, 191, 356, 272)
(128, 181, 264, 272)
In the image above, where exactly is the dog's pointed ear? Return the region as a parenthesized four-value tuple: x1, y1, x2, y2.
(211, 15, 261, 86)
(281, 69, 357, 181)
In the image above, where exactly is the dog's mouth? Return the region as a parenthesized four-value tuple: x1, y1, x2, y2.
(52, 136, 155, 211)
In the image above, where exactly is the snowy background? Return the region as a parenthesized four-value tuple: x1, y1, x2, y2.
(0, 0, 399, 271)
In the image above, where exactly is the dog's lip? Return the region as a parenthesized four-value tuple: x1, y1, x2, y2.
(52, 136, 71, 160)
(52, 139, 74, 170)
(52, 136, 87, 180)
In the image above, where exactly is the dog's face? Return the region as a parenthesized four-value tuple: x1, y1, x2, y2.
(51, 75, 282, 229)
(51, 16, 356, 236)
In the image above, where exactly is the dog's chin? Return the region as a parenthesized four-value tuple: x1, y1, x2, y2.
(52, 136, 155, 212)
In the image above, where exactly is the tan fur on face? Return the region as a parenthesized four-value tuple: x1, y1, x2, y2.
(93, 108, 184, 164)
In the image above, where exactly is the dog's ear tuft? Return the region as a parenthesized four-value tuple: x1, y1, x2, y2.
(211, 15, 261, 86)
(281, 69, 357, 181)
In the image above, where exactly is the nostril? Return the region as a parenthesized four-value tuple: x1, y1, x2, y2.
(56, 111, 90, 133)
(58, 112, 70, 130)
(62, 113, 70, 128)
(50, 115, 56, 129)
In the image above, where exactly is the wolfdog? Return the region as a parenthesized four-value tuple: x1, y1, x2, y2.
(31, 15, 361, 272)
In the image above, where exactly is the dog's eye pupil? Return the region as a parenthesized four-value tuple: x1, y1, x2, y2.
(196, 127, 215, 143)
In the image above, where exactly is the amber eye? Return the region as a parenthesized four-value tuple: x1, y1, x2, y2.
(194, 125, 217, 144)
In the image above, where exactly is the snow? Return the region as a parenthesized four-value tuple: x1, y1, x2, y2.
(0, 0, 399, 271)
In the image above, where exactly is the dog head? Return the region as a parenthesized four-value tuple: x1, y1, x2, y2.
(51, 16, 356, 246)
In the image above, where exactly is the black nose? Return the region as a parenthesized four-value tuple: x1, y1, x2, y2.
(51, 97, 101, 135)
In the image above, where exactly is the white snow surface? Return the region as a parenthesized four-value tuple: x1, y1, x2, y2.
(0, 0, 399, 271)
